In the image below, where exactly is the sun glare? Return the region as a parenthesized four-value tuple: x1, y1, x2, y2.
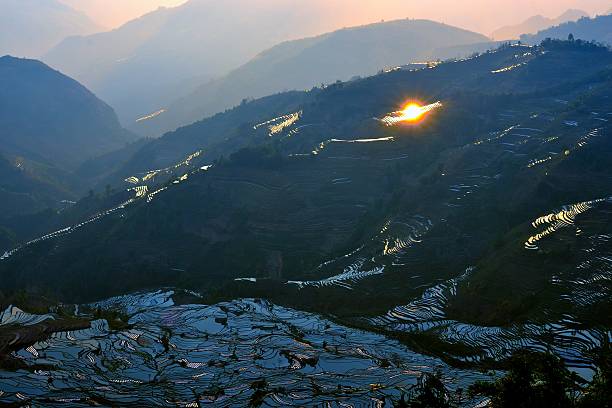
(380, 101, 443, 126)
(401, 103, 427, 122)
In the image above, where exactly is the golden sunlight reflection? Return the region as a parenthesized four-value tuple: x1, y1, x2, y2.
(380, 101, 443, 126)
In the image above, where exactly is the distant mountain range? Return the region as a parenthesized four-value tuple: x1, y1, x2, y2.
(42, 0, 370, 125)
(132, 19, 490, 137)
(491, 9, 588, 40)
(0, 0, 101, 57)
(42, 1, 493, 128)
(522, 14, 612, 45)
(0, 56, 137, 221)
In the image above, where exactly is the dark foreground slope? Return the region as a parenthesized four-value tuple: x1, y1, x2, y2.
(1, 41, 612, 368)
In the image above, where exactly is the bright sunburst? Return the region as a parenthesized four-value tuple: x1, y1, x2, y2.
(380, 101, 443, 126)
(401, 103, 427, 122)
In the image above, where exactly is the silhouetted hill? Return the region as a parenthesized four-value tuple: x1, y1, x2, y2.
(0, 55, 140, 236)
(522, 14, 612, 45)
(0, 153, 74, 216)
(130, 19, 489, 137)
(491, 9, 588, 40)
(0, 0, 100, 57)
(0, 56, 136, 171)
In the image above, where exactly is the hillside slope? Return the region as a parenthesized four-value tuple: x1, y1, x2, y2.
(0, 55, 140, 239)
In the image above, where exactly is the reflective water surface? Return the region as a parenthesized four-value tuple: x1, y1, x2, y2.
(0, 291, 493, 407)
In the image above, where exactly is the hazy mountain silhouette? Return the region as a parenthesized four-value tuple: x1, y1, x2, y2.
(43, 1, 493, 128)
(0, 0, 101, 57)
(131, 19, 489, 137)
(0, 152, 74, 219)
(42, 0, 373, 125)
(0, 56, 136, 171)
(522, 14, 612, 45)
(491, 9, 588, 40)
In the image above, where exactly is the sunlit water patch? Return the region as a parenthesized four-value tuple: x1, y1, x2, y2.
(0, 196, 136, 262)
(548, 203, 612, 311)
(287, 264, 384, 290)
(379, 102, 442, 126)
(1, 158, 215, 261)
(129, 185, 149, 198)
(370, 268, 610, 372)
(527, 155, 554, 168)
(0, 291, 494, 407)
(311, 137, 395, 155)
(254, 111, 302, 136)
(525, 197, 612, 250)
(286, 216, 433, 290)
(135, 109, 166, 123)
(371, 267, 474, 326)
(490, 63, 525, 74)
(473, 125, 520, 146)
(139, 150, 203, 183)
(572, 128, 601, 151)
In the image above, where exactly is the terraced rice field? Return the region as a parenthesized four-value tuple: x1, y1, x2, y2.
(0, 291, 494, 407)
(278, 95, 612, 374)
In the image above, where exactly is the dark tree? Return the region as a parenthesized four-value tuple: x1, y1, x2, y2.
(469, 351, 581, 408)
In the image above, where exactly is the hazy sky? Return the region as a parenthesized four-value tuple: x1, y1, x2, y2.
(59, 0, 188, 29)
(60, 0, 611, 34)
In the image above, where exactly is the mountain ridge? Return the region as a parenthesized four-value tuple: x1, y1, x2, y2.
(130, 18, 490, 137)
(491, 9, 588, 40)
(521, 14, 612, 45)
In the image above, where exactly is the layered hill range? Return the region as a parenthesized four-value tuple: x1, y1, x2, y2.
(2, 40, 612, 373)
(0, 17, 498, 253)
(42, 0, 491, 127)
(522, 13, 612, 45)
(128, 19, 491, 137)
(0, 0, 101, 57)
(491, 9, 588, 40)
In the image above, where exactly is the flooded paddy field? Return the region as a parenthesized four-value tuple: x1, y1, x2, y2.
(0, 291, 493, 407)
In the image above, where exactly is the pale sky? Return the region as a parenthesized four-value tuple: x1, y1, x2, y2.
(59, 0, 188, 30)
(60, 0, 611, 34)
